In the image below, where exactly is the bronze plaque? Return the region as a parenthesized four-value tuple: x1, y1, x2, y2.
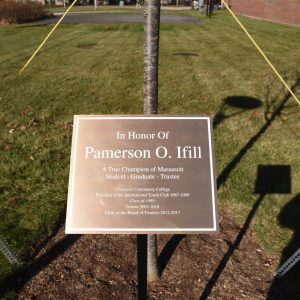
(65, 116, 218, 234)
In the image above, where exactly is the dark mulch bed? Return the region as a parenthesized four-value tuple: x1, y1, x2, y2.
(16, 210, 277, 299)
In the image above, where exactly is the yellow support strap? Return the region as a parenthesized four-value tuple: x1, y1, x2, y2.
(220, 0, 300, 106)
(18, 0, 78, 75)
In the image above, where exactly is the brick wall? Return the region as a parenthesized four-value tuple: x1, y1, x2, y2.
(230, 0, 300, 26)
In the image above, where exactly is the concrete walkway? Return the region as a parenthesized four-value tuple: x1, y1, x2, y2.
(30, 13, 200, 25)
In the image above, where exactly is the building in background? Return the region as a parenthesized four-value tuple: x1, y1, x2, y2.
(230, 0, 300, 26)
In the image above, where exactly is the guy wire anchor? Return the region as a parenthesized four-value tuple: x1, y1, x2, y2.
(275, 248, 300, 277)
(0, 235, 22, 266)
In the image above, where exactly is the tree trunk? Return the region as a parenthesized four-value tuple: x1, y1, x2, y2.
(144, 0, 160, 114)
(144, 0, 160, 282)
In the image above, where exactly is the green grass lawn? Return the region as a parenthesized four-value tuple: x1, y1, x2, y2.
(0, 10, 300, 297)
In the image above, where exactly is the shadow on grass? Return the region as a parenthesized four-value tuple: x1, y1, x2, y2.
(199, 78, 300, 300)
(267, 193, 300, 300)
(217, 78, 299, 190)
(213, 95, 262, 129)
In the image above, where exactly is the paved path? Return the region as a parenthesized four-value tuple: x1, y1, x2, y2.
(30, 13, 200, 25)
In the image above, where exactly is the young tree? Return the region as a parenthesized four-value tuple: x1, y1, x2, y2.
(144, 0, 160, 115)
(144, 0, 160, 282)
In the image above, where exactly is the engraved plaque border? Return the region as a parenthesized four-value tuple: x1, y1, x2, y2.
(65, 116, 218, 234)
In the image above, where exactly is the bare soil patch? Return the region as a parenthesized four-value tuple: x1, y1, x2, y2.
(15, 209, 278, 299)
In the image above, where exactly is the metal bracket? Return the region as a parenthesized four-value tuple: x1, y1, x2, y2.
(0, 235, 22, 266)
(275, 248, 300, 277)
